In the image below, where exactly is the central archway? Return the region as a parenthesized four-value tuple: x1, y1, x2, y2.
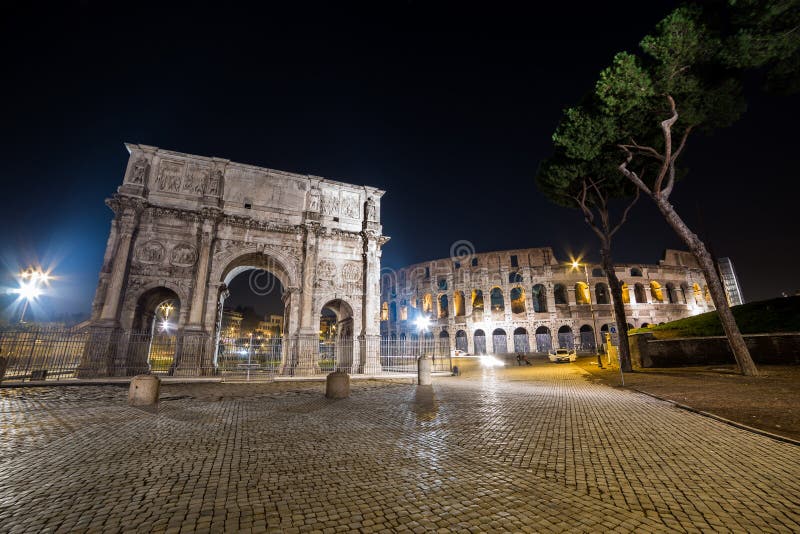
(214, 251, 297, 377)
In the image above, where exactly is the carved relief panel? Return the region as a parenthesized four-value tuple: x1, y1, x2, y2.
(154, 160, 185, 192)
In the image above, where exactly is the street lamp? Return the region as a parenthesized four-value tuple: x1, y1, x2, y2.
(12, 268, 51, 323)
(415, 314, 431, 359)
(570, 259, 603, 369)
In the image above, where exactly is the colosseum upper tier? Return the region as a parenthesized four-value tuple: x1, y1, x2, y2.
(380, 247, 714, 355)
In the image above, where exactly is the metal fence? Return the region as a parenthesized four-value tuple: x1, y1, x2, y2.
(0, 328, 452, 383)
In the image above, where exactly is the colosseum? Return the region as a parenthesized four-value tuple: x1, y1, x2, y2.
(380, 247, 714, 355)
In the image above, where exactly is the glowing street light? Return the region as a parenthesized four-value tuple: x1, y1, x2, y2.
(415, 315, 430, 332)
(12, 267, 51, 323)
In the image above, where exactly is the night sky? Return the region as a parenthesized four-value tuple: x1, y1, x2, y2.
(1, 1, 798, 321)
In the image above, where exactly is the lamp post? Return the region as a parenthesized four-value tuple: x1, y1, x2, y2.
(571, 260, 603, 369)
(14, 268, 50, 324)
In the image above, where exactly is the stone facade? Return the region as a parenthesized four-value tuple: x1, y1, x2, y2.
(381, 247, 714, 354)
(82, 144, 387, 376)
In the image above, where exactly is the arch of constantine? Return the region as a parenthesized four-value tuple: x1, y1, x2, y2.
(380, 247, 713, 355)
(80, 144, 388, 377)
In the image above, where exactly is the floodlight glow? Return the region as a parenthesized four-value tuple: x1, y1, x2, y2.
(415, 316, 430, 331)
(160, 320, 173, 331)
(479, 355, 504, 368)
(13, 281, 42, 300)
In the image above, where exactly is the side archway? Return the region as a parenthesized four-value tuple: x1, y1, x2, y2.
(535, 326, 552, 352)
(492, 328, 507, 354)
(513, 327, 530, 353)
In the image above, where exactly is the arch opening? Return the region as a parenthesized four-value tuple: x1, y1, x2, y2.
(473, 329, 487, 355)
(490, 287, 505, 316)
(554, 283, 567, 305)
(492, 328, 507, 354)
(455, 330, 468, 353)
(454, 290, 466, 317)
(535, 326, 552, 352)
(129, 287, 181, 375)
(532, 284, 547, 312)
(578, 324, 595, 352)
(217, 267, 286, 375)
(557, 325, 574, 349)
(319, 298, 355, 372)
(513, 327, 529, 353)
(595, 283, 610, 305)
(575, 282, 590, 305)
(510, 287, 526, 314)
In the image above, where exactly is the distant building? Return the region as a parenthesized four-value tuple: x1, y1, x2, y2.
(255, 314, 284, 338)
(718, 257, 744, 306)
(221, 309, 244, 340)
(381, 247, 715, 354)
(320, 313, 337, 341)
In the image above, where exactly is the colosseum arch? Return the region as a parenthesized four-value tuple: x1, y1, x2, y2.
(81, 144, 387, 377)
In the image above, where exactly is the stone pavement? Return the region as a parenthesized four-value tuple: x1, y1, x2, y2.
(1, 360, 799, 533)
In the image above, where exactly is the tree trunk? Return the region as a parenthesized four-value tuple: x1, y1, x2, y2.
(600, 246, 633, 372)
(652, 196, 759, 376)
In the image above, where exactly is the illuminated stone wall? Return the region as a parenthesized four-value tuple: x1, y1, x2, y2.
(84, 143, 387, 375)
(381, 248, 713, 354)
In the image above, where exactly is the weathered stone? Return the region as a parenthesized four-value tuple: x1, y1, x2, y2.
(80, 144, 387, 377)
(325, 371, 350, 399)
(128, 374, 160, 406)
(381, 248, 716, 356)
(417, 356, 432, 386)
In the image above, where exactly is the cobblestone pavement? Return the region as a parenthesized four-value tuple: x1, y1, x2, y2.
(1, 360, 799, 533)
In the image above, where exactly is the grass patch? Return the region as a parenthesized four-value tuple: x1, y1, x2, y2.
(630, 296, 800, 339)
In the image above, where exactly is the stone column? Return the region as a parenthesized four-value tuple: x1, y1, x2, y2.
(566, 286, 576, 306)
(80, 196, 143, 377)
(99, 200, 142, 323)
(291, 223, 321, 376)
(187, 211, 220, 328)
(281, 287, 302, 375)
(90, 218, 119, 320)
(545, 282, 557, 313)
(359, 229, 383, 373)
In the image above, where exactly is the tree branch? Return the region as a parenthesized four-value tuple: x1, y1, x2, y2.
(619, 139, 664, 161)
(572, 182, 607, 244)
(610, 187, 640, 238)
(652, 94, 679, 196)
(618, 145, 654, 197)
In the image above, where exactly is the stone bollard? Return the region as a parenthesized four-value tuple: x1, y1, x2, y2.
(129, 374, 161, 407)
(326, 371, 350, 399)
(418, 356, 432, 386)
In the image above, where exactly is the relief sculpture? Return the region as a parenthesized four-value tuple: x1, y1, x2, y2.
(129, 157, 149, 185)
(183, 166, 208, 195)
(136, 240, 165, 263)
(321, 192, 339, 216)
(155, 161, 183, 192)
(171, 243, 198, 266)
(342, 193, 360, 219)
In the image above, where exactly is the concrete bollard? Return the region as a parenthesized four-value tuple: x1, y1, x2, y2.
(418, 356, 432, 386)
(326, 371, 350, 399)
(129, 374, 161, 407)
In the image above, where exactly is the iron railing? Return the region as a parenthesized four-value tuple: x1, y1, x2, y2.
(0, 327, 453, 383)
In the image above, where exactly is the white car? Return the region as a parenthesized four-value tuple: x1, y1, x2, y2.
(451, 349, 467, 357)
(548, 348, 577, 363)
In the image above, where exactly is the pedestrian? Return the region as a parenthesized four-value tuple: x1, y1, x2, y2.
(516, 353, 522, 366)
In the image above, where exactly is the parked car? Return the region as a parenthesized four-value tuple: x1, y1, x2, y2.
(548, 348, 577, 363)
(451, 349, 467, 357)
